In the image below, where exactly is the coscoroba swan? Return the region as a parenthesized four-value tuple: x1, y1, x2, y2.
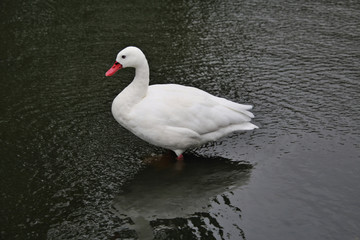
(105, 46, 258, 160)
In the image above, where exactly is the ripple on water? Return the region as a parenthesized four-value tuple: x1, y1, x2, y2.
(1, 0, 360, 239)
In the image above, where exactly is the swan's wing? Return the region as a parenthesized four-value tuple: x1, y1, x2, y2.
(131, 84, 256, 135)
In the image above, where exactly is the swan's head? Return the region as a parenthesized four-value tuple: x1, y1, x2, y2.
(105, 46, 147, 77)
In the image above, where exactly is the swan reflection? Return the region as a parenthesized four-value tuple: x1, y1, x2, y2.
(112, 152, 252, 239)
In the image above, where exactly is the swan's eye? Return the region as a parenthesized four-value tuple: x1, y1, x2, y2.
(122, 55, 126, 59)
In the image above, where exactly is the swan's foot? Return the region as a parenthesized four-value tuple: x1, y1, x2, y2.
(176, 154, 184, 161)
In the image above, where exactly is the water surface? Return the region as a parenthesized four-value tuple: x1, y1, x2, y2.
(1, 0, 359, 239)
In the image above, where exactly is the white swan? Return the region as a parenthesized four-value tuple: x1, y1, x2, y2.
(105, 46, 258, 159)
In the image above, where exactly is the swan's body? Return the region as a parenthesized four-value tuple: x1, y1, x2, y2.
(106, 46, 258, 158)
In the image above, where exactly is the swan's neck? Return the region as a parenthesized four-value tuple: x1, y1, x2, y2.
(128, 61, 150, 98)
(112, 60, 150, 117)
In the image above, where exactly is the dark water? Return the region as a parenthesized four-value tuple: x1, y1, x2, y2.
(1, 0, 359, 239)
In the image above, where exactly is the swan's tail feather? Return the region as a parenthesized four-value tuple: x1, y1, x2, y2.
(235, 122, 259, 130)
(214, 96, 255, 118)
(200, 122, 258, 143)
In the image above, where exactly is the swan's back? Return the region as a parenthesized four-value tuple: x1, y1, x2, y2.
(132, 84, 257, 140)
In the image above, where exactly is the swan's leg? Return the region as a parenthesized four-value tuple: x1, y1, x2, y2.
(174, 150, 184, 160)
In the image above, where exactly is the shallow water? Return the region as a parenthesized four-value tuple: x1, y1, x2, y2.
(1, 0, 359, 239)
